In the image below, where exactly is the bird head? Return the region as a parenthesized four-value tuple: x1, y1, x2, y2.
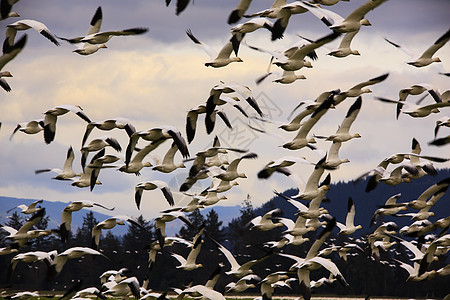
(361, 19, 371, 26)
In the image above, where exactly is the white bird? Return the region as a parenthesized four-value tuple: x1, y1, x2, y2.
(59, 200, 114, 242)
(7, 199, 43, 214)
(102, 276, 141, 299)
(92, 215, 143, 250)
(10, 119, 44, 139)
(282, 93, 335, 150)
(393, 83, 440, 119)
(315, 96, 362, 142)
(434, 116, 450, 138)
(370, 193, 407, 226)
(135, 180, 174, 209)
(225, 274, 260, 293)
(336, 197, 362, 235)
(152, 142, 186, 173)
(334, 73, 389, 105)
(80, 27, 148, 44)
(2, 208, 51, 248)
(227, 0, 253, 24)
(292, 156, 330, 200)
(322, 141, 350, 169)
(214, 152, 258, 181)
(243, 0, 287, 19)
(231, 17, 273, 34)
(210, 237, 272, 278)
(247, 208, 284, 231)
(256, 69, 306, 85)
(43, 104, 91, 144)
(119, 138, 164, 175)
(0, 34, 26, 91)
(154, 210, 191, 248)
(125, 125, 190, 168)
(279, 214, 315, 237)
(385, 28, 450, 67)
(35, 146, 80, 180)
(376, 96, 450, 118)
(60, 6, 106, 55)
(257, 155, 311, 179)
(7, 250, 57, 281)
(407, 177, 450, 209)
(80, 136, 122, 170)
(327, 29, 361, 58)
(305, 0, 388, 33)
(71, 149, 114, 190)
(0, 0, 20, 21)
(186, 29, 243, 68)
(82, 117, 136, 147)
(6, 19, 59, 46)
(170, 224, 205, 271)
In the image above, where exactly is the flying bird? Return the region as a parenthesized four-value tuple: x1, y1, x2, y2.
(186, 29, 243, 68)
(6, 19, 59, 46)
(0, 33, 26, 91)
(384, 28, 450, 67)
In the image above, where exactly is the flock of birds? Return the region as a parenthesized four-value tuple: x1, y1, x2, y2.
(1, 0, 450, 299)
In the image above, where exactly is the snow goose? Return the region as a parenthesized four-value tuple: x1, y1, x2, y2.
(336, 197, 362, 235)
(248, 31, 340, 71)
(327, 29, 361, 57)
(125, 126, 189, 168)
(270, 1, 321, 40)
(103, 277, 141, 299)
(197, 191, 227, 207)
(135, 180, 174, 209)
(0, 0, 20, 20)
(2, 208, 50, 248)
(207, 82, 263, 118)
(80, 27, 148, 44)
(6, 19, 59, 46)
(243, 0, 287, 19)
(370, 193, 407, 226)
(279, 218, 348, 300)
(152, 143, 186, 173)
(247, 208, 284, 231)
(59, 200, 114, 242)
(225, 274, 259, 293)
(58, 6, 106, 55)
(7, 250, 57, 281)
(257, 155, 311, 179)
(282, 93, 335, 150)
(434, 116, 450, 138)
(305, 0, 388, 33)
(384, 28, 450, 67)
(10, 119, 44, 140)
(82, 117, 136, 147)
(393, 83, 440, 119)
(0, 34, 26, 91)
(7, 199, 43, 214)
(227, 0, 252, 24)
(170, 224, 204, 271)
(292, 156, 329, 200)
(231, 17, 273, 34)
(376, 96, 450, 118)
(80, 136, 122, 166)
(315, 96, 362, 142)
(279, 90, 339, 131)
(92, 215, 144, 250)
(43, 104, 91, 144)
(279, 215, 315, 237)
(208, 179, 239, 193)
(210, 236, 272, 278)
(407, 177, 450, 210)
(256, 69, 306, 85)
(334, 73, 389, 105)
(186, 29, 243, 67)
(154, 210, 192, 248)
(178, 285, 225, 300)
(35, 146, 80, 180)
(119, 138, 164, 175)
(214, 152, 258, 181)
(70, 149, 111, 190)
(323, 141, 350, 169)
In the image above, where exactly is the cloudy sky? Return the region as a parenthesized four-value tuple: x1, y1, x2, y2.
(1, 0, 449, 223)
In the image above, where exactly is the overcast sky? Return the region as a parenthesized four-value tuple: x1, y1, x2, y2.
(1, 0, 449, 223)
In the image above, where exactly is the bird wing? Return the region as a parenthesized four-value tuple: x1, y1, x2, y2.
(86, 6, 102, 36)
(186, 29, 218, 59)
(418, 28, 450, 60)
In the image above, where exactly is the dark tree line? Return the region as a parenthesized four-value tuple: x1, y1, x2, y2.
(0, 186, 448, 298)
